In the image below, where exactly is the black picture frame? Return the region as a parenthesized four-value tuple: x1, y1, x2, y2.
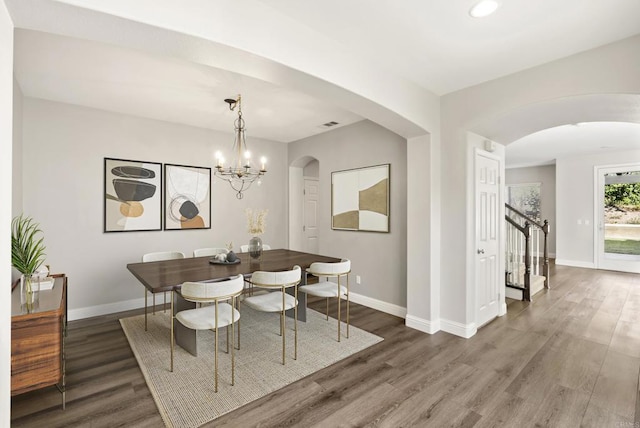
(164, 163, 212, 230)
(104, 157, 163, 232)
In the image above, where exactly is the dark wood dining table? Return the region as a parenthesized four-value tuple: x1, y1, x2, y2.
(127, 249, 342, 355)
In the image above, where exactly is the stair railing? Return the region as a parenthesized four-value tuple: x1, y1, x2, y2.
(505, 203, 550, 301)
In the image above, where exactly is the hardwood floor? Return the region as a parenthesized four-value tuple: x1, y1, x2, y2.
(11, 264, 640, 427)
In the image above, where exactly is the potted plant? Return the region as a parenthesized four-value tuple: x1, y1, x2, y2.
(11, 214, 46, 309)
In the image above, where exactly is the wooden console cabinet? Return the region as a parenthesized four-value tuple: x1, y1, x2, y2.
(11, 274, 67, 409)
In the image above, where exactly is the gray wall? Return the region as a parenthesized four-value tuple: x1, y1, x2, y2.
(289, 120, 407, 308)
(21, 98, 288, 318)
(505, 164, 556, 256)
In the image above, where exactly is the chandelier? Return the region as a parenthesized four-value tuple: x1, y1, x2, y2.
(214, 94, 267, 199)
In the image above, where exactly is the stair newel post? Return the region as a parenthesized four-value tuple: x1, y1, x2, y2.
(542, 219, 550, 289)
(523, 221, 531, 302)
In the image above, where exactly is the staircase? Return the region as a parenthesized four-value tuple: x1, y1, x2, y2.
(505, 204, 550, 301)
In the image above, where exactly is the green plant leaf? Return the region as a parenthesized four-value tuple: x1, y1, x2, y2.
(11, 214, 46, 275)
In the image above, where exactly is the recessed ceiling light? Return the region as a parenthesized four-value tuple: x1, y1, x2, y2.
(469, 0, 500, 18)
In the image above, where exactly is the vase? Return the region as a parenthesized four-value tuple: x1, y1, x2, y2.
(248, 236, 263, 261)
(21, 274, 40, 312)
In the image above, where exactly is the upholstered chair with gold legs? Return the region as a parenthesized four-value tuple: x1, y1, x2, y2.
(193, 247, 227, 258)
(243, 265, 301, 365)
(300, 259, 351, 342)
(171, 274, 244, 392)
(142, 251, 186, 330)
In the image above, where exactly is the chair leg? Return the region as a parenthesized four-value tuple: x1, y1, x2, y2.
(214, 303, 219, 393)
(152, 293, 156, 315)
(294, 289, 298, 361)
(170, 291, 174, 372)
(226, 325, 230, 354)
(338, 289, 341, 343)
(163, 291, 167, 313)
(144, 289, 148, 331)
(346, 275, 350, 339)
(326, 297, 329, 320)
(231, 318, 235, 386)
(281, 291, 286, 365)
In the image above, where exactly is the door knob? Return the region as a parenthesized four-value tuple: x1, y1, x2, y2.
(477, 249, 485, 254)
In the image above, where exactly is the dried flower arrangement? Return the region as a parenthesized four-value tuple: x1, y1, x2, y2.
(246, 208, 268, 236)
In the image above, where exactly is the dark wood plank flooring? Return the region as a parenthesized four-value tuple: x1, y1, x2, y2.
(11, 263, 640, 427)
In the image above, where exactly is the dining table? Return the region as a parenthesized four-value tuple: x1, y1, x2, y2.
(127, 249, 342, 356)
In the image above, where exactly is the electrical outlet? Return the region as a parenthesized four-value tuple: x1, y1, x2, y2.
(356, 275, 361, 285)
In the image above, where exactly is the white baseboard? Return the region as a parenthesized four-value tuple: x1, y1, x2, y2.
(406, 314, 441, 334)
(68, 297, 146, 321)
(555, 259, 595, 269)
(505, 287, 523, 300)
(440, 318, 477, 339)
(346, 292, 407, 319)
(499, 302, 507, 316)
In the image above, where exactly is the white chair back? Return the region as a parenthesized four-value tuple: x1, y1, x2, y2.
(142, 251, 185, 262)
(181, 275, 245, 302)
(307, 259, 351, 276)
(250, 265, 301, 288)
(193, 247, 227, 257)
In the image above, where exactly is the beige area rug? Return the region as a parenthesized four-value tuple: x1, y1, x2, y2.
(120, 306, 383, 428)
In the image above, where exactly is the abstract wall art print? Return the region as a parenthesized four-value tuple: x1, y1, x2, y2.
(104, 158, 162, 232)
(164, 164, 211, 230)
(332, 164, 390, 232)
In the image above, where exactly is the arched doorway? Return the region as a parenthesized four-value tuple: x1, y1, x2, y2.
(289, 156, 320, 252)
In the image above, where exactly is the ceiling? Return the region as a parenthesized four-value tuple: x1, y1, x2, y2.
(7, 0, 640, 159)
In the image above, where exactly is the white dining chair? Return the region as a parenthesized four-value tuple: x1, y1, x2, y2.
(193, 247, 228, 257)
(240, 244, 271, 252)
(171, 275, 244, 392)
(300, 259, 351, 342)
(142, 251, 186, 327)
(243, 265, 301, 364)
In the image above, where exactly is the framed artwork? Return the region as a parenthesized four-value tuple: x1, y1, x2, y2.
(506, 182, 541, 221)
(164, 163, 211, 230)
(332, 164, 390, 232)
(104, 158, 162, 232)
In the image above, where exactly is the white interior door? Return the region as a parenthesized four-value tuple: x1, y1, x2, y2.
(304, 178, 319, 254)
(476, 150, 501, 327)
(595, 164, 640, 273)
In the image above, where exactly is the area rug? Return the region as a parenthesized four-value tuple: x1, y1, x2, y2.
(120, 306, 383, 428)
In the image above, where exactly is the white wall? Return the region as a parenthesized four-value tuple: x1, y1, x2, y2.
(556, 149, 640, 267)
(505, 164, 556, 256)
(1, 2, 13, 425)
(12, 79, 22, 218)
(21, 98, 288, 319)
(441, 35, 640, 328)
(289, 121, 407, 313)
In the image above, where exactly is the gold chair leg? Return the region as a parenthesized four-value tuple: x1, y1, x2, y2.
(170, 291, 174, 372)
(326, 297, 329, 320)
(144, 289, 148, 331)
(281, 291, 286, 365)
(231, 297, 236, 386)
(214, 302, 219, 393)
(347, 275, 350, 339)
(338, 285, 341, 343)
(294, 288, 298, 361)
